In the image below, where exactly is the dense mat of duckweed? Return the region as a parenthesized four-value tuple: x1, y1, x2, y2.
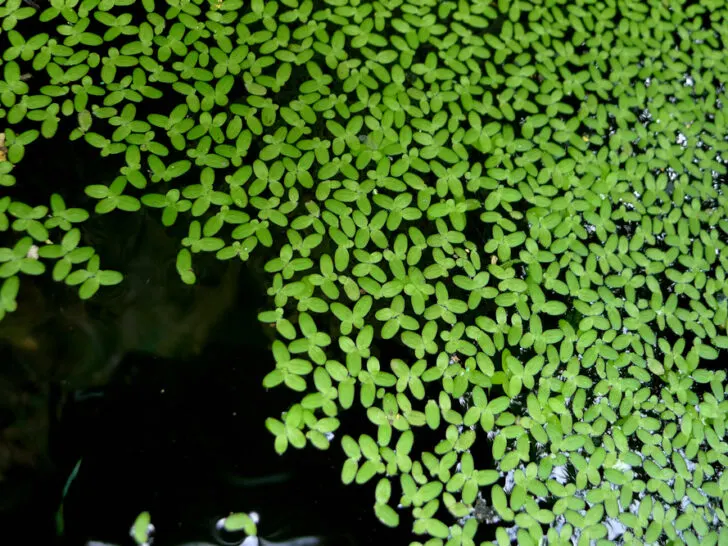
(3, 0, 728, 544)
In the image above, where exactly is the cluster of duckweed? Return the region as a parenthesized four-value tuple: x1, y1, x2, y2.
(2, 0, 728, 544)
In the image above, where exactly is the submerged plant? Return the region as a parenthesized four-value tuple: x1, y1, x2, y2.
(2, 0, 728, 544)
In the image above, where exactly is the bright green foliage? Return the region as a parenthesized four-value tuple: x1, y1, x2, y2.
(2, 0, 728, 544)
(131, 511, 153, 546)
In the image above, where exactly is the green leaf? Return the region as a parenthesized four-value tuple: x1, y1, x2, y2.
(542, 301, 568, 316)
(176, 248, 195, 285)
(424, 518, 449, 539)
(374, 502, 399, 527)
(223, 513, 257, 536)
(341, 458, 358, 485)
(0, 276, 20, 318)
(79, 278, 100, 300)
(375, 478, 392, 505)
(130, 511, 151, 545)
(697, 343, 719, 360)
(491, 485, 512, 519)
(355, 460, 379, 484)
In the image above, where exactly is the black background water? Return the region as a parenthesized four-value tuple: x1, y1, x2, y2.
(0, 263, 417, 546)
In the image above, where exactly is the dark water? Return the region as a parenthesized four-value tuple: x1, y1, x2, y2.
(0, 289, 415, 546)
(0, 207, 414, 545)
(0, 65, 417, 542)
(54, 346, 402, 546)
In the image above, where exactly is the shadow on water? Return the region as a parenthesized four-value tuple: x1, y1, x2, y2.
(55, 345, 369, 546)
(0, 208, 414, 546)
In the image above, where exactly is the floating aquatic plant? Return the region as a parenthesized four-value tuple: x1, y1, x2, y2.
(2, 0, 728, 544)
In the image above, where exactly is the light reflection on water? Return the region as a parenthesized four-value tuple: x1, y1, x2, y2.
(452, 385, 724, 545)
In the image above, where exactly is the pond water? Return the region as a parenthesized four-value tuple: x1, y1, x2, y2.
(0, 130, 725, 545)
(0, 142, 416, 545)
(2, 1, 728, 544)
(0, 232, 416, 546)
